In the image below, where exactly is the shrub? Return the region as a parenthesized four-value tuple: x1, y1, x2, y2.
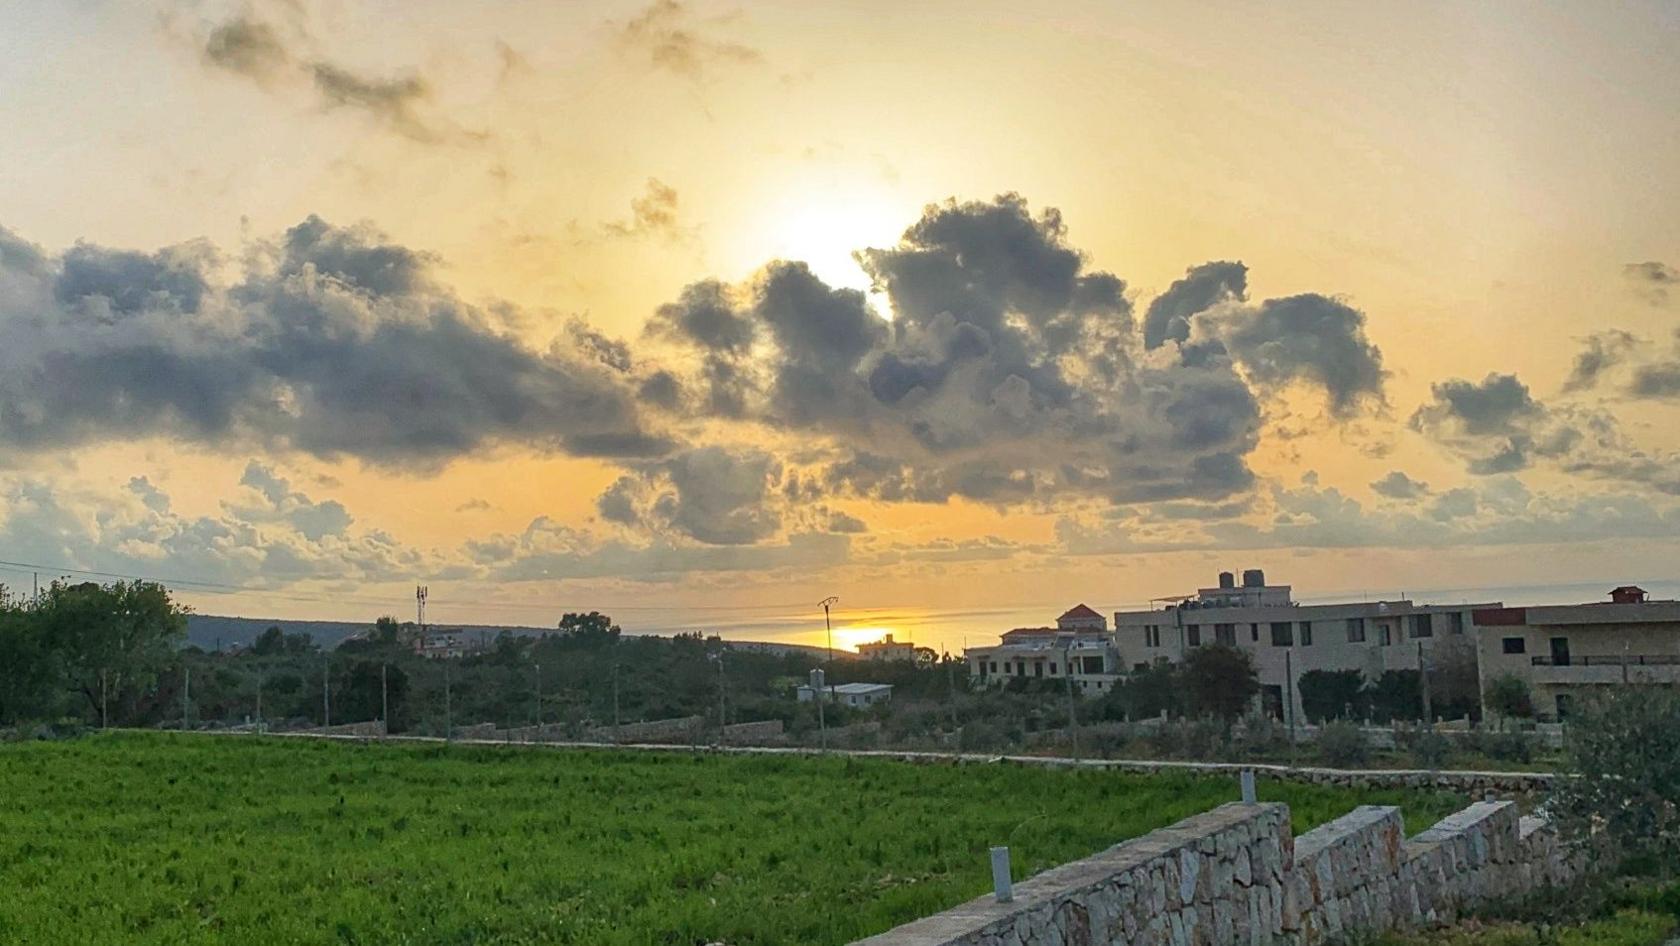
(1318, 720, 1369, 768)
(1183, 646, 1260, 721)
(1484, 673, 1536, 725)
(1300, 670, 1368, 723)
(1550, 688, 1680, 874)
(1401, 728, 1452, 769)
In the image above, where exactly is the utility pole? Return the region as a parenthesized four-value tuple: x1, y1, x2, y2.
(816, 679, 827, 751)
(255, 666, 263, 732)
(99, 669, 108, 730)
(322, 654, 331, 727)
(715, 650, 727, 746)
(1284, 649, 1296, 766)
(612, 659, 621, 744)
(444, 660, 452, 742)
(1418, 641, 1432, 728)
(819, 596, 839, 666)
(381, 663, 389, 738)
(1063, 642, 1080, 761)
(534, 661, 542, 732)
(182, 666, 191, 731)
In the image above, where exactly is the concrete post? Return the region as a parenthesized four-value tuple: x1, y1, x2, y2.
(990, 847, 1013, 903)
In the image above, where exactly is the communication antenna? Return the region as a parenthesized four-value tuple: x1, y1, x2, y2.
(819, 596, 839, 665)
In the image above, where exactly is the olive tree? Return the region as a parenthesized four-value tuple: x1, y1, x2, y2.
(1549, 687, 1680, 873)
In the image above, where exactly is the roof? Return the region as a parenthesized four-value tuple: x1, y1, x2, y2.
(832, 683, 892, 694)
(1612, 585, 1647, 594)
(1059, 604, 1103, 620)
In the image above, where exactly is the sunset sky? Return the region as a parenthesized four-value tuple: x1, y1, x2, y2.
(3, 1, 1679, 650)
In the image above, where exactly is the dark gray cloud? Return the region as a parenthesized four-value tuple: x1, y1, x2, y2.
(197, 13, 478, 145)
(594, 446, 782, 545)
(1204, 294, 1387, 416)
(1143, 261, 1247, 350)
(1563, 330, 1637, 392)
(1371, 470, 1430, 500)
(1630, 363, 1680, 399)
(617, 0, 763, 79)
(203, 17, 290, 81)
(0, 217, 671, 467)
(1625, 261, 1679, 306)
(1412, 373, 1540, 437)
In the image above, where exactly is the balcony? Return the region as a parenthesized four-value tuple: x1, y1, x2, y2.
(1528, 654, 1680, 685)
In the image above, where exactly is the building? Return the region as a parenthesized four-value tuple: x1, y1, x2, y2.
(415, 629, 468, 659)
(1057, 604, 1107, 632)
(856, 633, 916, 662)
(965, 613, 1123, 697)
(1474, 586, 1680, 721)
(1113, 569, 1497, 721)
(796, 669, 894, 706)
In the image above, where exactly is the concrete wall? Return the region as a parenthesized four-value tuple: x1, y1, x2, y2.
(722, 719, 786, 744)
(308, 720, 386, 737)
(853, 797, 1582, 946)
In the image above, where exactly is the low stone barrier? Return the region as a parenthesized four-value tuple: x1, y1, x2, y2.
(722, 719, 786, 744)
(451, 722, 498, 740)
(854, 796, 1585, 945)
(305, 720, 386, 737)
(582, 715, 705, 743)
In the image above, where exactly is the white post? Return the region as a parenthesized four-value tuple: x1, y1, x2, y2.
(990, 847, 1013, 903)
(1241, 768, 1257, 804)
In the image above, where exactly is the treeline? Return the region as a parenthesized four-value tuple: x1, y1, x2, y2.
(0, 582, 970, 733)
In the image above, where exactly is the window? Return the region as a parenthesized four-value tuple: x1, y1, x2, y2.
(1251, 623, 1260, 642)
(1410, 613, 1434, 639)
(990, 661, 998, 673)
(1082, 656, 1104, 674)
(1301, 621, 1314, 646)
(1049, 662, 1058, 675)
(1145, 625, 1162, 648)
(1095, 680, 1103, 690)
(1379, 624, 1392, 646)
(1270, 622, 1294, 646)
(1033, 662, 1044, 678)
(1448, 611, 1466, 634)
(1215, 623, 1236, 646)
(1186, 624, 1201, 647)
(1346, 618, 1366, 643)
(1501, 637, 1526, 654)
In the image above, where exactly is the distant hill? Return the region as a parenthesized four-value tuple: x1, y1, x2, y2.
(185, 614, 837, 659)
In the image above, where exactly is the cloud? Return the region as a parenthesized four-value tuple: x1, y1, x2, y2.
(1370, 471, 1430, 500)
(1625, 261, 1679, 306)
(0, 216, 672, 467)
(595, 446, 782, 545)
(1563, 329, 1638, 392)
(617, 0, 763, 79)
(196, 12, 480, 145)
(1199, 293, 1387, 416)
(603, 178, 688, 240)
(1143, 261, 1246, 350)
(454, 498, 493, 513)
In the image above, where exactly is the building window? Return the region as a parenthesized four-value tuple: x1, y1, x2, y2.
(1379, 625, 1392, 646)
(1186, 624, 1201, 647)
(1448, 611, 1466, 634)
(1095, 680, 1103, 690)
(1411, 614, 1434, 639)
(1082, 656, 1104, 674)
(1215, 623, 1236, 646)
(1270, 622, 1294, 646)
(1346, 618, 1366, 643)
(1251, 623, 1260, 642)
(1300, 622, 1313, 646)
(1502, 637, 1526, 654)
(1145, 625, 1161, 648)
(1050, 662, 1059, 674)
(989, 661, 998, 673)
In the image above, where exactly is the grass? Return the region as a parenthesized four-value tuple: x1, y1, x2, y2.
(0, 732, 1465, 945)
(1370, 910, 1677, 946)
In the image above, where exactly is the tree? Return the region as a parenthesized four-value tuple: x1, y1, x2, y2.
(0, 591, 65, 723)
(1368, 670, 1422, 722)
(1183, 645, 1259, 721)
(1550, 688, 1680, 874)
(556, 612, 622, 648)
(33, 580, 187, 722)
(1483, 673, 1534, 727)
(1299, 669, 1367, 722)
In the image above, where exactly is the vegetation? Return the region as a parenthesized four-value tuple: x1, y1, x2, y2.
(1484, 674, 1537, 726)
(1182, 645, 1260, 720)
(1367, 909, 1675, 946)
(0, 733, 1464, 945)
(1550, 687, 1680, 875)
(1319, 719, 1370, 767)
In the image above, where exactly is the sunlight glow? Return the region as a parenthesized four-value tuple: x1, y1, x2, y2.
(745, 184, 908, 295)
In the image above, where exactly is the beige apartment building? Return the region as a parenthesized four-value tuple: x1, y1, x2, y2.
(1473, 586, 1680, 721)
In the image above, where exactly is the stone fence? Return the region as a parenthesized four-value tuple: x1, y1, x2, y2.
(852, 795, 1582, 946)
(722, 719, 786, 744)
(304, 719, 386, 738)
(582, 715, 705, 743)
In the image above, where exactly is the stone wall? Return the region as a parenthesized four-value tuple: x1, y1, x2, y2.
(497, 723, 569, 743)
(308, 720, 386, 737)
(853, 797, 1583, 946)
(451, 722, 498, 740)
(722, 719, 786, 744)
(582, 715, 705, 743)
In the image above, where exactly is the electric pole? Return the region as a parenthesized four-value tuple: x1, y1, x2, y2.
(444, 660, 452, 742)
(182, 666, 191, 731)
(255, 666, 263, 732)
(381, 663, 389, 738)
(1064, 642, 1079, 761)
(715, 650, 727, 745)
(1418, 640, 1432, 728)
(534, 661, 542, 732)
(99, 669, 108, 730)
(819, 596, 839, 666)
(322, 654, 331, 727)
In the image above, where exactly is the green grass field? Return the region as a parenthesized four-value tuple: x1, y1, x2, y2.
(0, 733, 1465, 945)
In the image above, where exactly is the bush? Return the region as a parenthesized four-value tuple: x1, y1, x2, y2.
(1400, 728, 1452, 769)
(1318, 720, 1369, 768)
(1484, 673, 1536, 725)
(1551, 688, 1680, 874)
(1300, 670, 1367, 723)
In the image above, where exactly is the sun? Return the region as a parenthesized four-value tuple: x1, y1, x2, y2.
(733, 177, 911, 296)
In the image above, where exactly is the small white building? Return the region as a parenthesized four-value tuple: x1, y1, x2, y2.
(795, 669, 894, 706)
(856, 633, 916, 662)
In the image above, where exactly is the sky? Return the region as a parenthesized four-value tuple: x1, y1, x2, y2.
(2, 1, 1679, 652)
